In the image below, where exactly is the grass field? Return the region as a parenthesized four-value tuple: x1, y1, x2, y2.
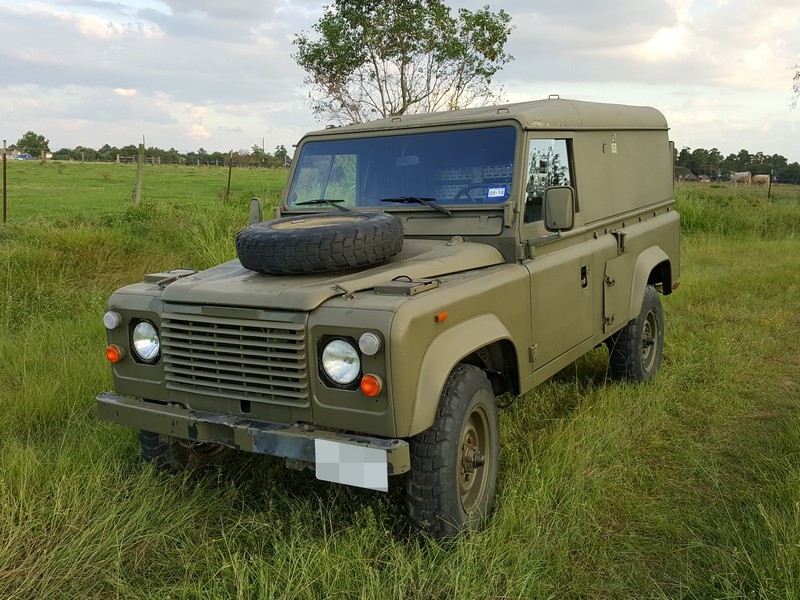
(1, 166, 799, 598)
(1, 160, 288, 222)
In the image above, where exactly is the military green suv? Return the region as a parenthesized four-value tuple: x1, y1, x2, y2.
(98, 97, 680, 538)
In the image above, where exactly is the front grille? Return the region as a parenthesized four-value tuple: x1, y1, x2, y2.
(161, 311, 308, 406)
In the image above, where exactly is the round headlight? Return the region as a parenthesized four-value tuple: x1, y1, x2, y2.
(321, 339, 360, 385)
(132, 321, 160, 362)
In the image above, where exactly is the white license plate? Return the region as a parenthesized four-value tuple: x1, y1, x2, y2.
(314, 439, 389, 492)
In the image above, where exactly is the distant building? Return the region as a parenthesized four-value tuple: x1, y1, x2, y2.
(674, 166, 697, 181)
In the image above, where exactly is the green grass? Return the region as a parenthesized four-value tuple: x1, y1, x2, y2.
(2, 161, 287, 222)
(1, 171, 799, 598)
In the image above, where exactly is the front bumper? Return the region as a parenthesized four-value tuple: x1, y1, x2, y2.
(96, 392, 410, 492)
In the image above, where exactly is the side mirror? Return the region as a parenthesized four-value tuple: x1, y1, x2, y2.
(248, 197, 263, 225)
(543, 186, 575, 231)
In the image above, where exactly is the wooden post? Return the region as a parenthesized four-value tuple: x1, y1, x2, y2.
(133, 143, 144, 205)
(3, 140, 7, 224)
(767, 169, 773, 201)
(226, 150, 233, 202)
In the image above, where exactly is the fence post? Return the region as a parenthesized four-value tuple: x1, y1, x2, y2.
(3, 139, 7, 224)
(767, 169, 773, 201)
(133, 143, 144, 205)
(225, 150, 233, 202)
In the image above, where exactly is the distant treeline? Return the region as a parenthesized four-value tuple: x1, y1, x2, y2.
(675, 147, 800, 183)
(49, 144, 292, 168)
(18, 141, 800, 184)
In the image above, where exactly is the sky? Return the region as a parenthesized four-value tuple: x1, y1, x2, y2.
(1, 0, 799, 162)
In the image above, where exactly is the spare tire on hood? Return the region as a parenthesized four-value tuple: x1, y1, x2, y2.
(235, 211, 404, 275)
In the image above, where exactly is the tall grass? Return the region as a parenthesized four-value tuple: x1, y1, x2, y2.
(676, 182, 800, 238)
(0, 179, 799, 598)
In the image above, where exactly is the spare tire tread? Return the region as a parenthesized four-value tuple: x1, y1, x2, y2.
(235, 212, 404, 275)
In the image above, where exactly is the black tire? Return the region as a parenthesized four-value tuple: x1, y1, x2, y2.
(138, 430, 231, 472)
(405, 364, 500, 539)
(235, 212, 403, 275)
(607, 285, 664, 382)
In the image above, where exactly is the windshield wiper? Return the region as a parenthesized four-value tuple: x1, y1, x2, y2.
(379, 196, 452, 216)
(295, 199, 350, 212)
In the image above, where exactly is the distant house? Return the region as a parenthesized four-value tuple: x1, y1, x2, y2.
(674, 166, 698, 182)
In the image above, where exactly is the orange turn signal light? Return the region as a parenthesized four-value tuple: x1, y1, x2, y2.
(360, 374, 383, 397)
(105, 344, 124, 363)
(434, 312, 448, 323)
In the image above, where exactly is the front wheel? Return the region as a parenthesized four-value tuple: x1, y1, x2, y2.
(139, 431, 231, 472)
(405, 364, 499, 538)
(606, 285, 664, 382)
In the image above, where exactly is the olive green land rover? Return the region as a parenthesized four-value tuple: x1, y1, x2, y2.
(97, 97, 680, 538)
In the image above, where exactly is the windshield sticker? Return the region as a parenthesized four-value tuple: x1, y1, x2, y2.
(487, 186, 507, 200)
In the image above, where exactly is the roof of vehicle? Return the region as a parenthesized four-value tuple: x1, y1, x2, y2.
(307, 97, 669, 137)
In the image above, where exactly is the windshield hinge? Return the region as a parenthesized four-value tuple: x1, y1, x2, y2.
(503, 200, 517, 228)
(330, 284, 356, 299)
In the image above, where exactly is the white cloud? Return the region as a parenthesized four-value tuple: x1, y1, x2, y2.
(188, 106, 207, 120)
(0, 0, 797, 161)
(187, 124, 211, 139)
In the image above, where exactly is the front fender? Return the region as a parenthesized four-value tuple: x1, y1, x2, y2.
(406, 313, 512, 437)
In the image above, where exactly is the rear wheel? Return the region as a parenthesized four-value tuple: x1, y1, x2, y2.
(607, 285, 664, 382)
(138, 431, 231, 472)
(405, 364, 499, 538)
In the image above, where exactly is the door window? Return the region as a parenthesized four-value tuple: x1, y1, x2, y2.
(524, 139, 572, 223)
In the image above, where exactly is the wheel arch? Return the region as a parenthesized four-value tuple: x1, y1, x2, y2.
(406, 314, 519, 437)
(629, 246, 672, 316)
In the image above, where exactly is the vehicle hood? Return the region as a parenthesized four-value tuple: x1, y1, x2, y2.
(160, 238, 504, 311)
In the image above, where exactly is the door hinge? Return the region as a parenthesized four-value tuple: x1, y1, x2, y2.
(611, 230, 627, 255)
(528, 344, 538, 363)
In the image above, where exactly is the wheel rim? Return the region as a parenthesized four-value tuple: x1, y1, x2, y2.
(458, 404, 492, 514)
(641, 308, 660, 373)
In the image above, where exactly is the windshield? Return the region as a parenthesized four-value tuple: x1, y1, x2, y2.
(287, 126, 516, 209)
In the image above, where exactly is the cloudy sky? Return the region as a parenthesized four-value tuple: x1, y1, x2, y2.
(1, 0, 798, 161)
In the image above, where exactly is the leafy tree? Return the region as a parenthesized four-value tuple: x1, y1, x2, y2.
(273, 144, 290, 167)
(251, 145, 269, 164)
(16, 131, 49, 155)
(676, 146, 691, 168)
(293, 0, 514, 124)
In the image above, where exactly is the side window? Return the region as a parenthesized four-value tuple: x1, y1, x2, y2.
(524, 139, 572, 223)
